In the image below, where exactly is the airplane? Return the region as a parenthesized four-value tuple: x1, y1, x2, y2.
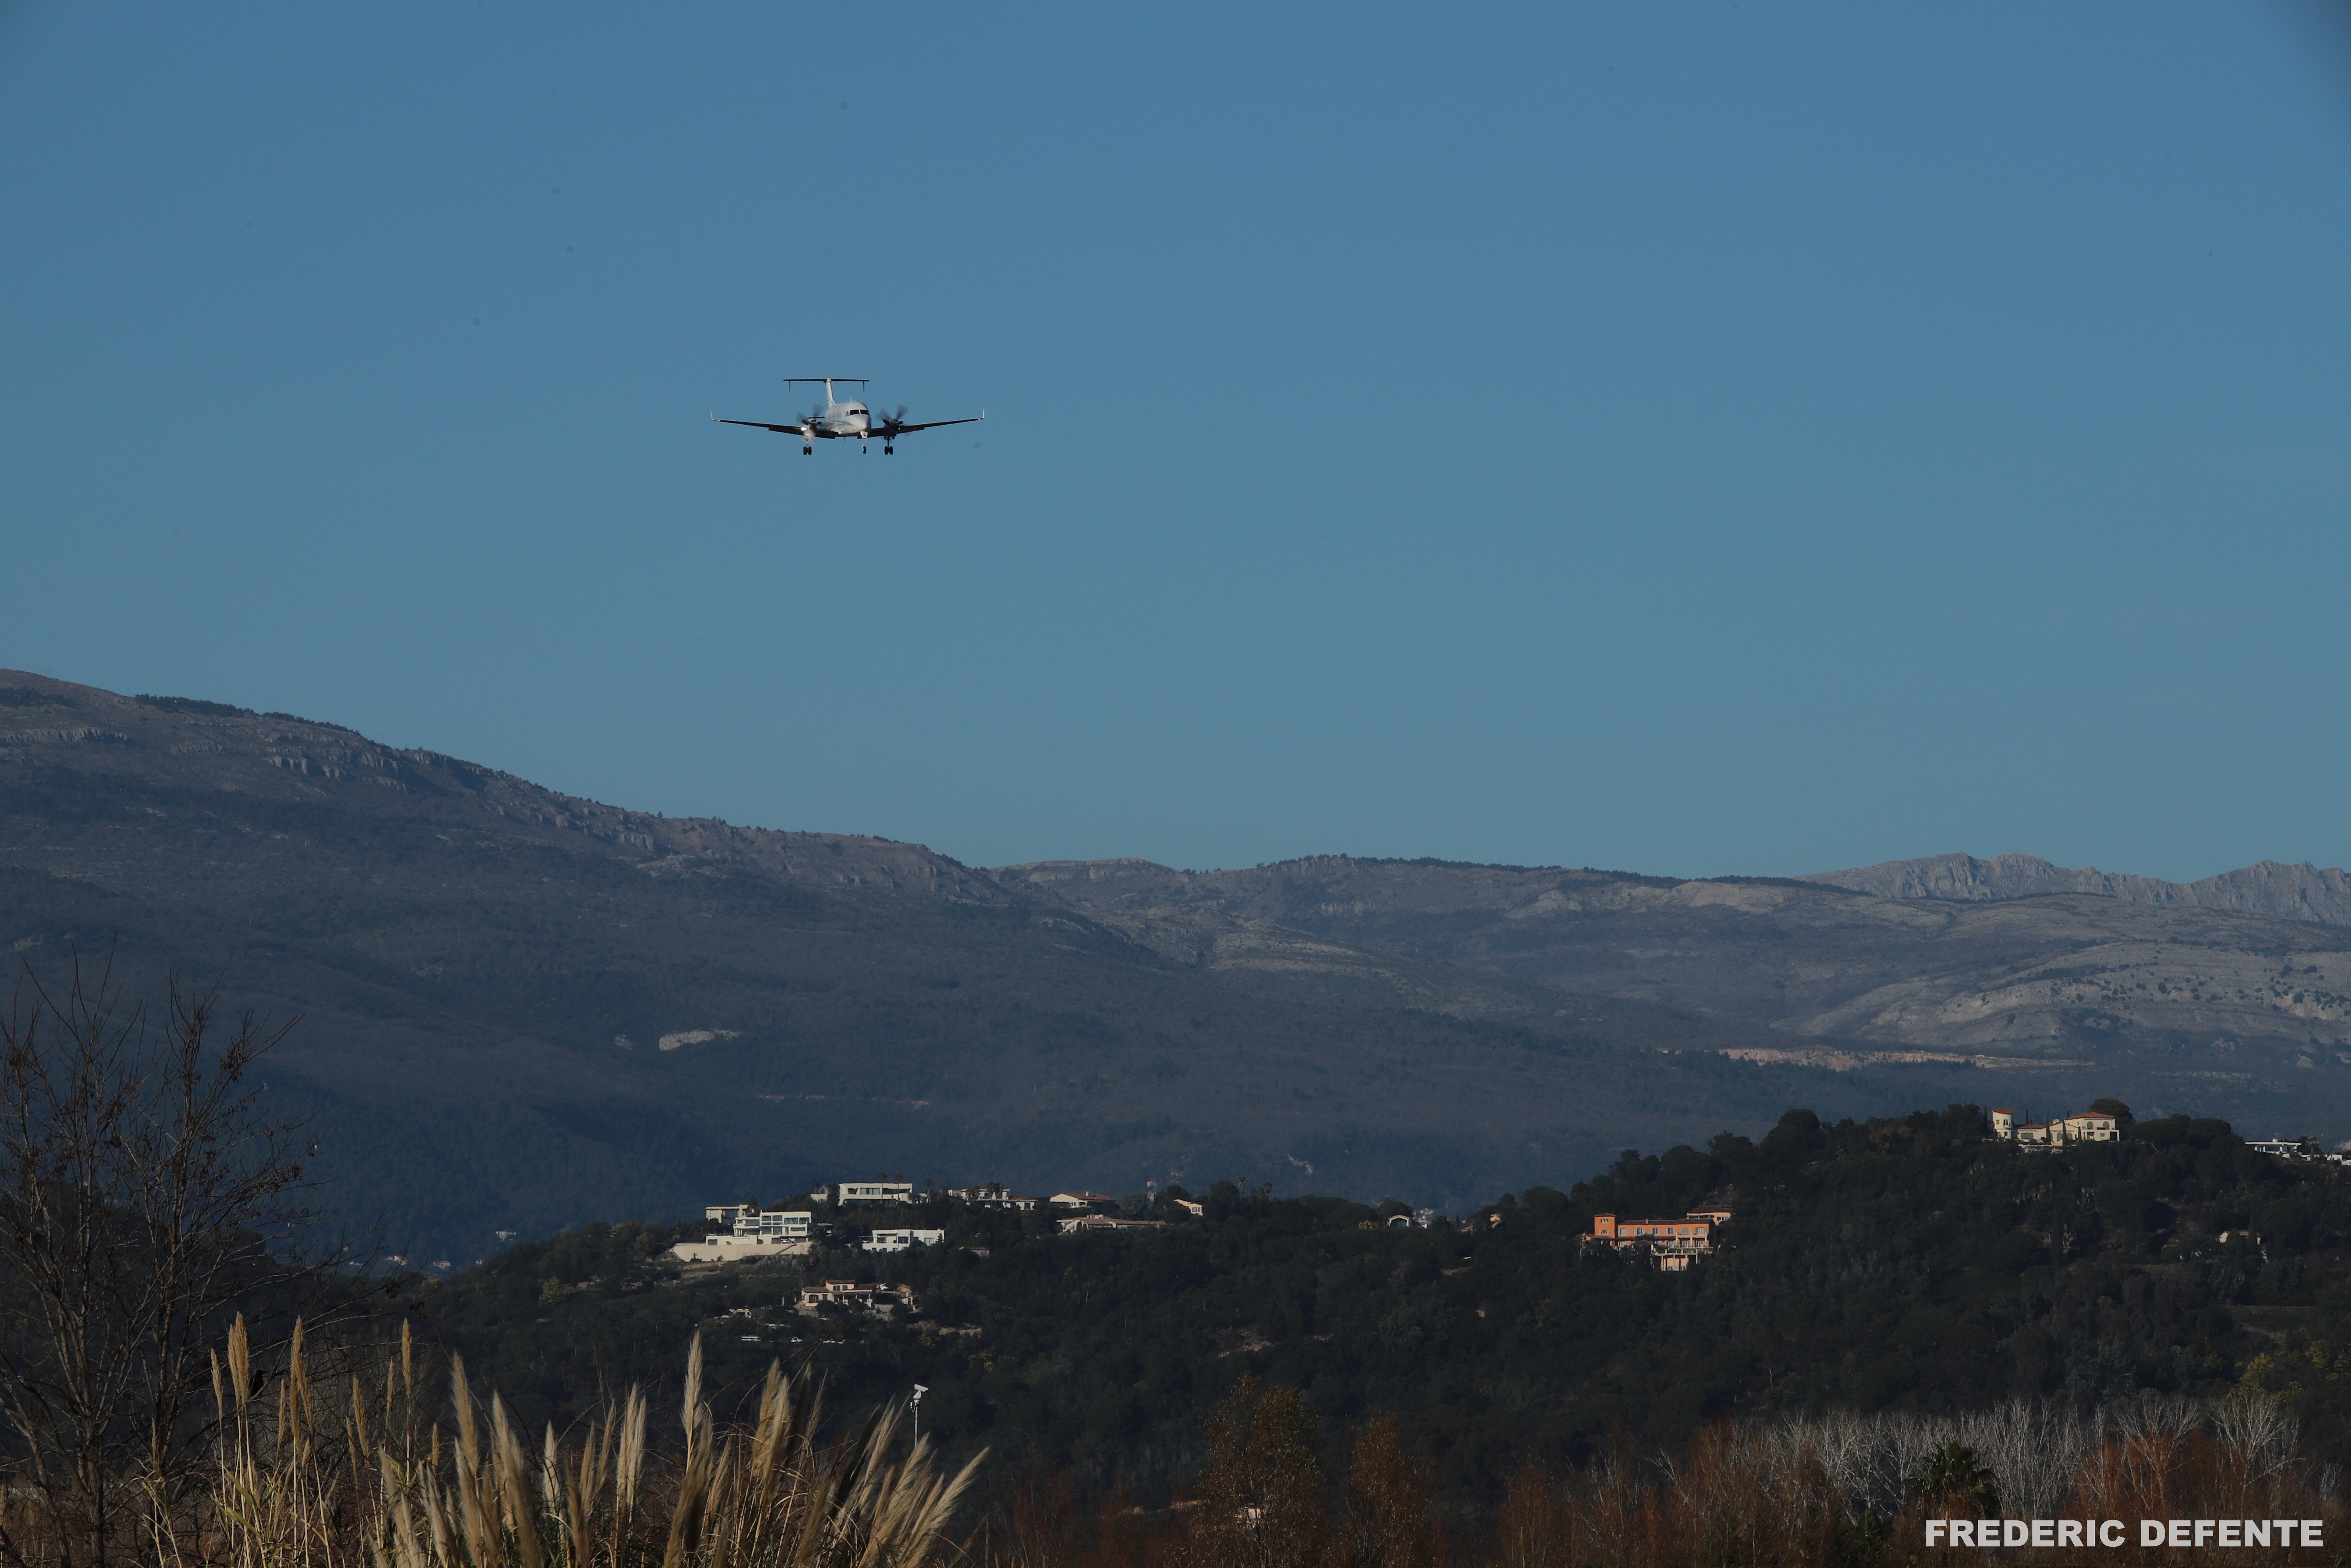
(712, 378, 983, 455)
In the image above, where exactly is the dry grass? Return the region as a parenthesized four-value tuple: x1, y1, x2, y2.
(188, 1318, 981, 1568)
(12, 1323, 2349, 1568)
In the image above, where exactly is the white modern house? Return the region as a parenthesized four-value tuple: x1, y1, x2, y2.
(705, 1204, 815, 1239)
(947, 1183, 1041, 1211)
(1057, 1215, 1167, 1236)
(2243, 1136, 2347, 1162)
(673, 1204, 816, 1262)
(861, 1229, 947, 1252)
(833, 1182, 916, 1206)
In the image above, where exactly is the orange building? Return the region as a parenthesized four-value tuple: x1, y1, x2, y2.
(1584, 1212, 1721, 1271)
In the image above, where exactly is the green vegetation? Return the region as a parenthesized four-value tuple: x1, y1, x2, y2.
(131, 692, 253, 716)
(416, 1102, 2351, 1515)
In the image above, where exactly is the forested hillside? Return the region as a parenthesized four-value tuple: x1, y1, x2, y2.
(414, 1102, 2351, 1512)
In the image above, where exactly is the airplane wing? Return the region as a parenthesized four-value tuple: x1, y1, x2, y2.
(890, 416, 983, 434)
(714, 417, 809, 433)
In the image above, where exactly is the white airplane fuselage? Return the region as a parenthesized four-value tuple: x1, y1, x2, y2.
(806, 379, 869, 438)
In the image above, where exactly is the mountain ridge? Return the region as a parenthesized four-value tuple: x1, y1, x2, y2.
(0, 670, 1009, 904)
(999, 853, 2351, 1084)
(1803, 851, 2351, 926)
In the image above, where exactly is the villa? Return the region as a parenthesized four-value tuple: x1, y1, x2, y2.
(672, 1203, 816, 1262)
(1581, 1211, 1724, 1272)
(1990, 1108, 2121, 1147)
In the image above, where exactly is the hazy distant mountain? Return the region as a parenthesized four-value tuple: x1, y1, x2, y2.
(1803, 852, 2351, 926)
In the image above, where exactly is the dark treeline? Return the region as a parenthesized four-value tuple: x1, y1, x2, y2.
(419, 1102, 2351, 1523)
(984, 1377, 2345, 1568)
(11, 982, 2351, 1568)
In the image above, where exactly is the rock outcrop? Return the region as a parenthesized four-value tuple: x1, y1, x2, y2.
(1805, 853, 2351, 928)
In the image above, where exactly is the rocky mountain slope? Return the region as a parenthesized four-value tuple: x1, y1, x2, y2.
(1000, 855, 2351, 1092)
(1805, 851, 2351, 926)
(0, 678, 1004, 902)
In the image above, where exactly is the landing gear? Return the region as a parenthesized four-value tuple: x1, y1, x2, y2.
(802, 445, 812, 455)
(884, 444, 895, 455)
(861, 443, 868, 454)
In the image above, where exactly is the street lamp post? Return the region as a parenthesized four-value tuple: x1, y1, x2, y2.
(911, 1383, 929, 1446)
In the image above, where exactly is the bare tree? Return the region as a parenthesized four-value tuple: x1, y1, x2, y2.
(1181, 1376, 1326, 1568)
(0, 953, 368, 1567)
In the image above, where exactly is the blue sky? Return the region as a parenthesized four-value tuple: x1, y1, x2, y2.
(4, 4, 2348, 881)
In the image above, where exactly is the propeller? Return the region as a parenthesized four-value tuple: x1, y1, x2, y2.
(878, 404, 911, 436)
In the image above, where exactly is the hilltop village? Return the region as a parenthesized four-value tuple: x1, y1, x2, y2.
(683, 1176, 1762, 1305)
(413, 1098, 2351, 1494)
(1570, 1102, 2193, 1273)
(668, 1179, 1443, 1317)
(678, 1181, 1211, 1263)
(1993, 1101, 2351, 1164)
(662, 1102, 2351, 1314)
